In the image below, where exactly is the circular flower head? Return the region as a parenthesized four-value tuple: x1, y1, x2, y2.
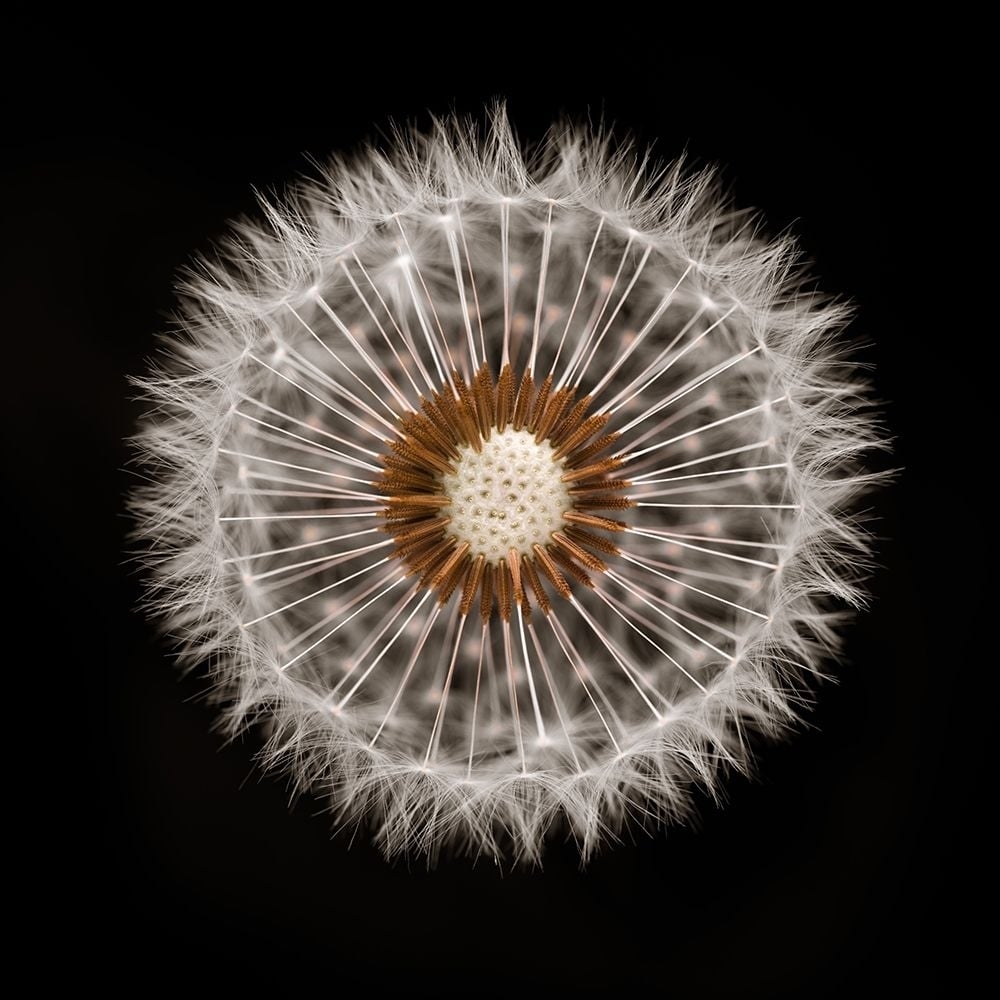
(134, 108, 881, 863)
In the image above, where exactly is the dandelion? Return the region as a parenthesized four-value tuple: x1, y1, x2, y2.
(133, 107, 882, 863)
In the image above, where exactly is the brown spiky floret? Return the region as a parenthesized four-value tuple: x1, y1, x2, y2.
(376, 362, 632, 620)
(521, 554, 551, 615)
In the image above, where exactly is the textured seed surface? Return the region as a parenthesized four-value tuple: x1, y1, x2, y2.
(441, 429, 572, 560)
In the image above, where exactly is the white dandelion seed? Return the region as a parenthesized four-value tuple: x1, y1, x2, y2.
(132, 107, 884, 864)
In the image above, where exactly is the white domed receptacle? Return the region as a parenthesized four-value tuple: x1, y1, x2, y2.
(440, 428, 573, 561)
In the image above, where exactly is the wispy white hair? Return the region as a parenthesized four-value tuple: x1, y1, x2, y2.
(132, 105, 885, 864)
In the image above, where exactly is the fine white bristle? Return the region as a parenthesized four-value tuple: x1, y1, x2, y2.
(131, 104, 885, 865)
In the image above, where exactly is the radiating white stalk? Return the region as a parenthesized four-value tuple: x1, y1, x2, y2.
(134, 108, 883, 865)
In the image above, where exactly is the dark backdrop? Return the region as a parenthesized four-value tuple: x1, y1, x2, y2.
(8, 52, 964, 995)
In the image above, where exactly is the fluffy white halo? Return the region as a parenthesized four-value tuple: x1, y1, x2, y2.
(133, 107, 882, 863)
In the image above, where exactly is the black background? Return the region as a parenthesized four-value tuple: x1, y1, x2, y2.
(9, 50, 969, 995)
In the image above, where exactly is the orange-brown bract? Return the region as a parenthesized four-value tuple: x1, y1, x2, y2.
(375, 362, 633, 621)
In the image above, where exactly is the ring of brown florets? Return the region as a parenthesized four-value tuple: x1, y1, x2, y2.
(376, 362, 634, 625)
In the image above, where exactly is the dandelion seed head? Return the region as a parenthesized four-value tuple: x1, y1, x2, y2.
(132, 105, 884, 864)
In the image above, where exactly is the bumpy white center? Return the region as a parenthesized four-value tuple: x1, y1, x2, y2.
(441, 428, 572, 560)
